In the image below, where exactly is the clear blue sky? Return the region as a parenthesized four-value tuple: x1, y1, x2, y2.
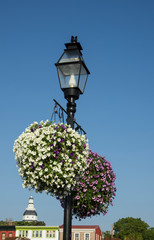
(0, 0, 154, 232)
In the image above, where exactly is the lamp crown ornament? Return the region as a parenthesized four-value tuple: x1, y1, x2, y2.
(65, 36, 82, 52)
(71, 36, 77, 43)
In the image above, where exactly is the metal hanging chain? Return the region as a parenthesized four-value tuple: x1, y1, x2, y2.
(51, 102, 57, 122)
(51, 100, 65, 123)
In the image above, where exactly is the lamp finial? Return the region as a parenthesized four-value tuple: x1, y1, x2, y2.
(71, 36, 77, 43)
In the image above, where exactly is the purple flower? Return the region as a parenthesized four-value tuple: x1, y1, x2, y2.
(70, 152, 74, 157)
(95, 175, 100, 178)
(59, 149, 116, 220)
(83, 143, 86, 149)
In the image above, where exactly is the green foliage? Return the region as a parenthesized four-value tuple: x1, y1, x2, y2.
(14, 221, 46, 226)
(114, 217, 149, 240)
(0, 221, 7, 225)
(123, 233, 143, 240)
(103, 231, 121, 240)
(5, 238, 30, 240)
(0, 220, 46, 226)
(103, 231, 111, 237)
(143, 227, 154, 240)
(0, 219, 13, 225)
(103, 238, 121, 240)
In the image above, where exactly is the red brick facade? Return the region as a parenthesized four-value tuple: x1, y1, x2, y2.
(0, 226, 16, 240)
(59, 225, 102, 240)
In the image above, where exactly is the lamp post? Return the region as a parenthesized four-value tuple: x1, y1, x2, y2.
(55, 36, 90, 240)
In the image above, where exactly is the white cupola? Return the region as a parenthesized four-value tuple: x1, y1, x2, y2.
(23, 196, 38, 222)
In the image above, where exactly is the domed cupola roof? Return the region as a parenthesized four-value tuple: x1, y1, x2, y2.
(23, 196, 38, 222)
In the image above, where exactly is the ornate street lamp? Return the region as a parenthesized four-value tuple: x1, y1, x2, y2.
(55, 36, 90, 240)
(55, 36, 90, 101)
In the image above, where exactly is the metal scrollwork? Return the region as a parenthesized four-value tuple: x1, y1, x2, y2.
(51, 99, 86, 136)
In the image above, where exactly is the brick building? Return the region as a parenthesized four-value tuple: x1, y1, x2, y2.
(59, 225, 102, 240)
(0, 226, 16, 240)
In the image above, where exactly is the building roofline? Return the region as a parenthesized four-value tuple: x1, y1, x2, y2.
(59, 225, 100, 229)
(15, 226, 59, 229)
(0, 226, 16, 230)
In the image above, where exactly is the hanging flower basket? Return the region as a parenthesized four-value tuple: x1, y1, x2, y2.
(59, 150, 116, 220)
(13, 120, 89, 197)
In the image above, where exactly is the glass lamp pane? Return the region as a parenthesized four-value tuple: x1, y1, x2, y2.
(78, 64, 88, 93)
(59, 63, 80, 76)
(59, 49, 81, 63)
(57, 64, 80, 89)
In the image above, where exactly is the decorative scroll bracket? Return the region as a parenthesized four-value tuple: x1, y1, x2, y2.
(51, 99, 86, 135)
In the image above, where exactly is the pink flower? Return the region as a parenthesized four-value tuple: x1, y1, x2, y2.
(59, 150, 116, 220)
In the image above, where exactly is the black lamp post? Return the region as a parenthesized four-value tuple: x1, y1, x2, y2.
(55, 36, 90, 240)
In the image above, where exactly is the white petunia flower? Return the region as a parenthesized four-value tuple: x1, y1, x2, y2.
(13, 121, 89, 197)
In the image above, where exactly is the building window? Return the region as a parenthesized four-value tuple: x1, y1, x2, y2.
(22, 231, 25, 237)
(9, 233, 13, 238)
(2, 233, 5, 240)
(31, 231, 43, 238)
(19, 230, 28, 238)
(53, 231, 56, 238)
(36, 231, 39, 237)
(85, 233, 90, 240)
(75, 233, 80, 240)
(49, 231, 52, 237)
(46, 230, 56, 238)
(32, 231, 35, 237)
